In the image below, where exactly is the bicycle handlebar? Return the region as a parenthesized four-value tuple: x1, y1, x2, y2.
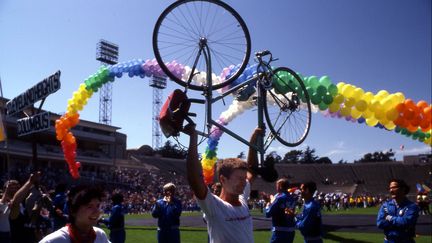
(255, 50, 270, 57)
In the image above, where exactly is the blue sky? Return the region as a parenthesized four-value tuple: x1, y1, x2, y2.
(1, 0, 430, 163)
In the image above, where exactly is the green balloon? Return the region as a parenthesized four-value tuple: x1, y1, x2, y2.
(395, 126, 401, 133)
(322, 94, 334, 105)
(328, 84, 338, 96)
(273, 71, 289, 94)
(426, 133, 431, 139)
(319, 76, 332, 87)
(308, 76, 319, 89)
(316, 85, 327, 96)
(311, 92, 322, 105)
(306, 87, 315, 96)
(295, 86, 304, 99)
(84, 79, 91, 88)
(318, 102, 328, 111)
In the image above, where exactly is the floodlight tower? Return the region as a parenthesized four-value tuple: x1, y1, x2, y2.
(149, 75, 167, 149)
(96, 39, 119, 125)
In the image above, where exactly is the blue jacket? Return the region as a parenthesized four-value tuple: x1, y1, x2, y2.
(103, 204, 125, 230)
(151, 198, 182, 230)
(265, 192, 297, 228)
(376, 198, 419, 242)
(295, 199, 322, 237)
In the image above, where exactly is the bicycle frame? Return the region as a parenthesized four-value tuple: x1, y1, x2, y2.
(187, 41, 276, 164)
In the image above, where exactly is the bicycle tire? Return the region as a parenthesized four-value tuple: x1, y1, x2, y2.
(263, 67, 312, 147)
(153, 0, 251, 91)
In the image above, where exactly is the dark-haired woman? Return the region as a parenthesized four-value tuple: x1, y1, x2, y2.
(39, 185, 110, 243)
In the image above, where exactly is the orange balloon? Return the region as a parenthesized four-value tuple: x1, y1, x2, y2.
(403, 108, 415, 120)
(417, 100, 428, 109)
(393, 116, 404, 126)
(407, 124, 418, 133)
(424, 107, 432, 121)
(395, 103, 405, 113)
(410, 115, 421, 127)
(405, 99, 416, 109)
(420, 118, 431, 130)
(61, 117, 71, 129)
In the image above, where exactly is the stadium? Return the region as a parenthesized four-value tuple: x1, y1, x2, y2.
(1, 96, 431, 242)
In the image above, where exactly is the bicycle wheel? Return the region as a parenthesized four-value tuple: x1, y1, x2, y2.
(263, 67, 312, 147)
(153, 0, 251, 91)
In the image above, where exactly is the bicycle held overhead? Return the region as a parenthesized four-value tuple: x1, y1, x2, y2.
(153, 0, 311, 167)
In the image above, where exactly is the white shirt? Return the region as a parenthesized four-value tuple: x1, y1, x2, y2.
(198, 181, 253, 243)
(39, 226, 110, 243)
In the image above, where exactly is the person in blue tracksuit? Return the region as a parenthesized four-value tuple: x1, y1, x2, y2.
(101, 193, 126, 243)
(295, 181, 323, 243)
(152, 182, 182, 243)
(265, 178, 297, 243)
(377, 179, 419, 243)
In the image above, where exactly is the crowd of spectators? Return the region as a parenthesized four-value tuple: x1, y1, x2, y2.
(0, 165, 430, 242)
(1, 165, 199, 215)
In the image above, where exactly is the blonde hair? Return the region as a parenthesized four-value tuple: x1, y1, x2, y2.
(163, 182, 176, 192)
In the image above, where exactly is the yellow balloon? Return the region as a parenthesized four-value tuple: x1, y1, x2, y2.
(362, 92, 374, 103)
(345, 97, 356, 107)
(366, 117, 379, 127)
(383, 96, 396, 110)
(77, 103, 84, 111)
(362, 109, 373, 119)
(376, 90, 389, 98)
(386, 108, 399, 121)
(394, 92, 406, 103)
(336, 82, 346, 90)
(341, 85, 355, 97)
(352, 88, 365, 100)
(384, 121, 396, 130)
(355, 100, 368, 112)
(79, 83, 86, 91)
(340, 106, 351, 117)
(369, 99, 381, 112)
(374, 108, 385, 120)
(351, 108, 362, 119)
(333, 94, 345, 104)
(329, 103, 340, 113)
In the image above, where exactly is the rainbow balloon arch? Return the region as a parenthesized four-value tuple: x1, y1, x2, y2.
(55, 59, 432, 181)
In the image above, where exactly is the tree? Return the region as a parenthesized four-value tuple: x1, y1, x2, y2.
(355, 149, 395, 163)
(156, 140, 187, 159)
(266, 151, 282, 163)
(316, 156, 332, 164)
(301, 146, 318, 164)
(282, 150, 303, 164)
(137, 145, 154, 156)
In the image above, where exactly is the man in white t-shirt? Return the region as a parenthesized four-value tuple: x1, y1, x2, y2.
(183, 124, 260, 243)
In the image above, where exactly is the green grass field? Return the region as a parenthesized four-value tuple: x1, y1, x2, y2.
(121, 206, 381, 221)
(102, 226, 432, 243)
(104, 207, 432, 243)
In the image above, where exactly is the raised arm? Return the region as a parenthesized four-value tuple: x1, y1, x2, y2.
(9, 171, 41, 220)
(246, 128, 262, 183)
(183, 124, 208, 200)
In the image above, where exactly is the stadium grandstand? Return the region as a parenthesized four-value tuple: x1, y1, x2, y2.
(1, 96, 431, 200)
